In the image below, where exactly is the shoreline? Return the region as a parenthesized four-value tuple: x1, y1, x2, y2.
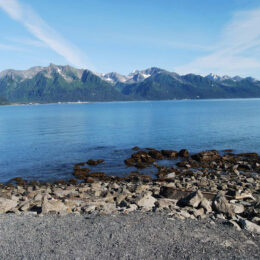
(1, 148, 259, 235)
(2, 97, 260, 107)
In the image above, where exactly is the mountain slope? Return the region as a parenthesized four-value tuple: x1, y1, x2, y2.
(0, 64, 260, 103)
(0, 65, 128, 103)
(0, 96, 9, 105)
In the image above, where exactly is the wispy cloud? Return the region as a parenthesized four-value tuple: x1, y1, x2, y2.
(6, 37, 47, 48)
(175, 8, 260, 77)
(0, 43, 23, 51)
(0, 0, 90, 69)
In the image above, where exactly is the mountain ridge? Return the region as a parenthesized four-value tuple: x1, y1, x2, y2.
(0, 64, 260, 104)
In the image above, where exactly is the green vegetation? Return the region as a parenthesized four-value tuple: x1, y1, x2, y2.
(0, 65, 260, 103)
(0, 96, 9, 105)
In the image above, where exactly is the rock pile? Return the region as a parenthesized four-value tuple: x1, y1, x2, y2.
(0, 148, 259, 234)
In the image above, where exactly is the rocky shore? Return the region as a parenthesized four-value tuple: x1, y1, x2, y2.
(1, 148, 260, 235)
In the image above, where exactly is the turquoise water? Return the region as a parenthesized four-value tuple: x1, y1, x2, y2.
(0, 99, 260, 182)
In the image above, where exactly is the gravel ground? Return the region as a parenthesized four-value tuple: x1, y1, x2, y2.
(0, 212, 259, 260)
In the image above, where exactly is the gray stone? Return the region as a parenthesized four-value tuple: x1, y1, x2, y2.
(227, 220, 241, 231)
(200, 198, 212, 213)
(41, 197, 67, 214)
(239, 219, 260, 234)
(0, 198, 17, 213)
(165, 172, 176, 180)
(136, 194, 157, 210)
(212, 193, 235, 218)
(231, 203, 244, 214)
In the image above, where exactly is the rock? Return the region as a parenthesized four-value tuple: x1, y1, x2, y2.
(178, 149, 189, 157)
(226, 220, 241, 231)
(165, 172, 176, 180)
(53, 189, 71, 198)
(135, 162, 146, 169)
(246, 178, 254, 183)
(231, 203, 245, 214)
(34, 193, 43, 201)
(237, 153, 258, 158)
(148, 150, 164, 160)
(118, 200, 128, 208)
(82, 205, 96, 213)
(190, 208, 205, 218)
(191, 150, 220, 162)
(124, 158, 136, 167)
(64, 199, 84, 208)
(156, 198, 177, 210)
(0, 198, 17, 213)
(179, 210, 191, 219)
(212, 192, 235, 218)
(200, 198, 212, 213)
(41, 197, 67, 214)
(73, 168, 91, 179)
(238, 219, 260, 234)
(89, 172, 106, 178)
(125, 204, 138, 212)
(252, 217, 260, 225)
(116, 193, 128, 205)
(161, 150, 178, 158)
(135, 185, 150, 194)
(177, 190, 204, 208)
(19, 201, 31, 211)
(136, 193, 157, 210)
(132, 146, 140, 151)
(99, 203, 117, 214)
(87, 159, 104, 166)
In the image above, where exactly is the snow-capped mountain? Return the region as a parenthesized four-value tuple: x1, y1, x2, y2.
(1, 64, 260, 104)
(206, 73, 232, 81)
(100, 67, 165, 85)
(206, 73, 256, 82)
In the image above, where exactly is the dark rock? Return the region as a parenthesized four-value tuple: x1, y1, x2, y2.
(176, 161, 191, 168)
(178, 149, 189, 157)
(148, 150, 164, 160)
(9, 177, 27, 185)
(191, 150, 220, 162)
(87, 159, 104, 166)
(124, 158, 136, 166)
(73, 168, 91, 180)
(90, 172, 106, 178)
(135, 162, 146, 169)
(177, 190, 204, 208)
(85, 177, 94, 183)
(131, 151, 149, 159)
(132, 146, 140, 151)
(68, 179, 78, 185)
(237, 153, 258, 158)
(161, 150, 178, 158)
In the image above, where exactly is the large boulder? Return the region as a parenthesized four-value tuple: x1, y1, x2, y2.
(178, 149, 189, 157)
(161, 150, 178, 158)
(239, 219, 260, 234)
(148, 150, 164, 160)
(0, 198, 17, 213)
(136, 193, 157, 210)
(191, 150, 220, 162)
(212, 192, 235, 218)
(41, 197, 67, 214)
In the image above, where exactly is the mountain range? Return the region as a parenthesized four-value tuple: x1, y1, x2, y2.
(0, 64, 260, 104)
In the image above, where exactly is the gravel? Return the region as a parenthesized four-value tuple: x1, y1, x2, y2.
(0, 212, 259, 260)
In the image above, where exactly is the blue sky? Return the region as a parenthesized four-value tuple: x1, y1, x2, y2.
(0, 0, 260, 78)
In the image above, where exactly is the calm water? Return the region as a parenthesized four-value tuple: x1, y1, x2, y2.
(0, 99, 260, 182)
